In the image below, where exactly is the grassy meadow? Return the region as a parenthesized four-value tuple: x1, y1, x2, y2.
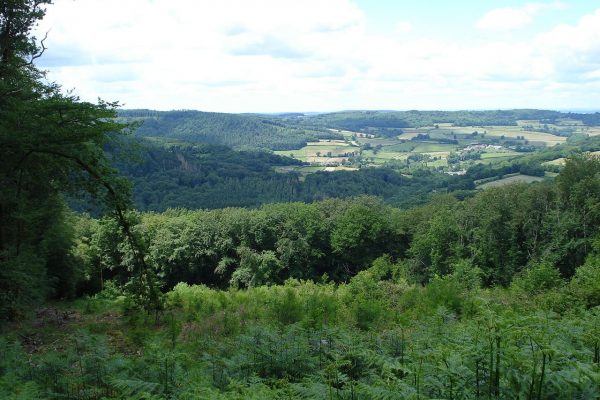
(274, 118, 585, 176)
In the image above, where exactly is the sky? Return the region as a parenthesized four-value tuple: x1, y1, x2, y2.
(35, 0, 600, 113)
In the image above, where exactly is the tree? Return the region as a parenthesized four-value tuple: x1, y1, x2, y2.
(555, 154, 600, 273)
(0, 0, 160, 319)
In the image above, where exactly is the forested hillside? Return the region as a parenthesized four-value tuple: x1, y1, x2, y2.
(275, 109, 600, 133)
(120, 108, 600, 151)
(119, 109, 340, 150)
(95, 137, 474, 211)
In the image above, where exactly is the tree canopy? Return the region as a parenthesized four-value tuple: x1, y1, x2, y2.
(0, 0, 151, 319)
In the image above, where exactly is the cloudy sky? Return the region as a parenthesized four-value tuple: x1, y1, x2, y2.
(36, 0, 600, 112)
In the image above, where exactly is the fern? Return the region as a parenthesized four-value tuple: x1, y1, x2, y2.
(110, 377, 163, 399)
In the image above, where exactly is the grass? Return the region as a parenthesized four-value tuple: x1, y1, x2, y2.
(449, 125, 567, 146)
(397, 129, 424, 140)
(275, 120, 598, 174)
(275, 143, 358, 161)
(412, 143, 458, 152)
(543, 157, 566, 166)
(306, 140, 350, 147)
(477, 174, 547, 189)
(480, 151, 521, 159)
(542, 150, 600, 167)
(323, 166, 359, 172)
(381, 142, 417, 152)
(362, 150, 406, 160)
(585, 127, 600, 136)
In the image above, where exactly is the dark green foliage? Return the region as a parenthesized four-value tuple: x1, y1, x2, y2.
(512, 262, 564, 295)
(1, 0, 127, 319)
(0, 1, 162, 320)
(0, 250, 46, 321)
(569, 237, 600, 308)
(70, 154, 600, 295)
(119, 109, 340, 151)
(76, 197, 409, 290)
(109, 138, 474, 211)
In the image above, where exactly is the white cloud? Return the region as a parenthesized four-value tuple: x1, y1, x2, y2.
(476, 2, 566, 31)
(534, 9, 600, 82)
(33, 1, 600, 111)
(395, 21, 413, 34)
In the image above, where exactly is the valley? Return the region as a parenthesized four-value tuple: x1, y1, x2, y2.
(111, 109, 600, 212)
(3, 2, 600, 399)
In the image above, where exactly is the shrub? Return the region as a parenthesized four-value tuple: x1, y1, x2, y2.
(299, 282, 339, 329)
(450, 259, 482, 291)
(570, 255, 600, 307)
(271, 287, 303, 326)
(421, 275, 465, 315)
(351, 294, 385, 330)
(511, 262, 564, 295)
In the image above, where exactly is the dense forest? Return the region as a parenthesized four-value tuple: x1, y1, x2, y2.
(46, 154, 600, 296)
(107, 138, 473, 211)
(2, 2, 600, 399)
(118, 109, 340, 151)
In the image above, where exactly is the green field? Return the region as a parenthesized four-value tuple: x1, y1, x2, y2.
(274, 119, 595, 174)
(543, 157, 566, 166)
(477, 174, 547, 189)
(543, 150, 600, 167)
(480, 151, 521, 159)
(412, 142, 457, 152)
(275, 142, 358, 163)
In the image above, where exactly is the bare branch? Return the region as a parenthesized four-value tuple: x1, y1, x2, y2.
(28, 29, 48, 65)
(26, 148, 149, 274)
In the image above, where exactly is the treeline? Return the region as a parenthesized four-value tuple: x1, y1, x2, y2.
(274, 109, 600, 133)
(118, 109, 339, 151)
(65, 155, 600, 297)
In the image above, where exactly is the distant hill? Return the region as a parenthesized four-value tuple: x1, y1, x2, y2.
(270, 109, 600, 133)
(118, 109, 600, 151)
(118, 109, 340, 151)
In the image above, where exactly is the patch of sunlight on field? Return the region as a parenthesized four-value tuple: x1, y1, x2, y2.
(480, 151, 521, 159)
(362, 150, 405, 162)
(397, 129, 424, 140)
(484, 127, 566, 145)
(306, 140, 350, 147)
(585, 127, 600, 136)
(428, 159, 448, 168)
(413, 143, 458, 152)
(323, 166, 359, 172)
(478, 174, 546, 189)
(542, 151, 600, 167)
(543, 158, 566, 166)
(275, 142, 358, 160)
